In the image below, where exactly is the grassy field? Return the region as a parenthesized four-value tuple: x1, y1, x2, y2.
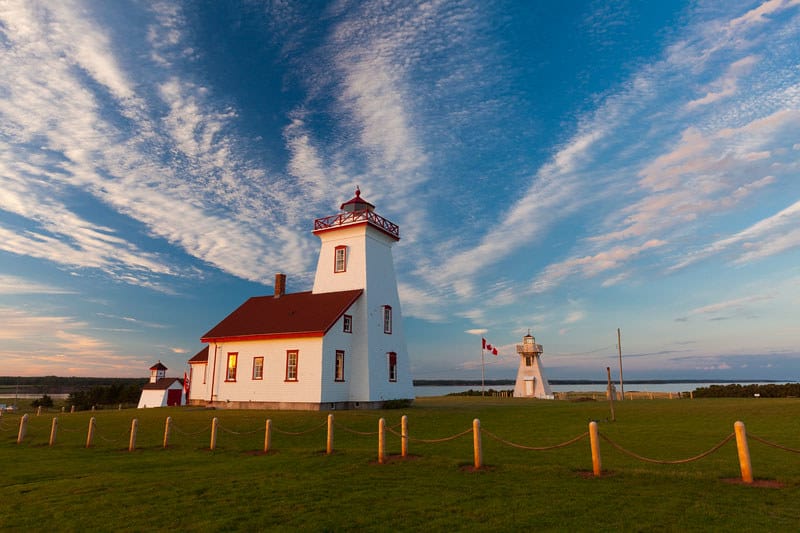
(1, 396, 799, 531)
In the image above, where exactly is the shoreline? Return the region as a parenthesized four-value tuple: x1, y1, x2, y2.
(412, 378, 789, 386)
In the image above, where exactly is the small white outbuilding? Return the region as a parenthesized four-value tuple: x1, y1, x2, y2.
(137, 361, 186, 408)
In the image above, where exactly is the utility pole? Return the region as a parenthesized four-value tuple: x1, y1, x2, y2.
(617, 328, 625, 400)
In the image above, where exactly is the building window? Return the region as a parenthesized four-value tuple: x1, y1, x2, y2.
(226, 353, 238, 381)
(343, 314, 352, 333)
(334, 245, 347, 273)
(525, 356, 532, 367)
(335, 350, 345, 382)
(383, 305, 392, 334)
(388, 352, 397, 382)
(253, 357, 264, 380)
(285, 350, 299, 381)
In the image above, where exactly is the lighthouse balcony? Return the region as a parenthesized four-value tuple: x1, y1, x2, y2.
(516, 343, 543, 354)
(314, 209, 400, 239)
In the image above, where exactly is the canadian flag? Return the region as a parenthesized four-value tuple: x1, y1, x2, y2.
(183, 372, 190, 395)
(482, 338, 499, 356)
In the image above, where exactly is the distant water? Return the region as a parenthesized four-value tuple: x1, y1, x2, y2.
(413, 382, 788, 397)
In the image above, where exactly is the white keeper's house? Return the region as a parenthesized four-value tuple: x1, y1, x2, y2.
(186, 188, 415, 410)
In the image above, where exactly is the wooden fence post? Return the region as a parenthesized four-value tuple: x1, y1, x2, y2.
(129, 419, 138, 452)
(210, 417, 219, 450)
(734, 421, 753, 484)
(473, 418, 483, 468)
(327, 414, 334, 455)
(163, 416, 172, 448)
(264, 419, 272, 453)
(37, 406, 42, 416)
(17, 414, 28, 444)
(86, 417, 96, 448)
(378, 418, 386, 464)
(49, 417, 58, 446)
(401, 415, 409, 457)
(589, 421, 602, 477)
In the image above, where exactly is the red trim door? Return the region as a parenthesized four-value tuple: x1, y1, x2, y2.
(167, 389, 182, 406)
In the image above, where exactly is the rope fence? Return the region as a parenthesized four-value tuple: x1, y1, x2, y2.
(598, 432, 736, 464)
(4, 413, 798, 483)
(748, 434, 800, 454)
(482, 428, 589, 451)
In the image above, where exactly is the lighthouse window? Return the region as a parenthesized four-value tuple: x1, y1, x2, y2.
(285, 350, 299, 381)
(383, 305, 392, 334)
(252, 357, 264, 380)
(343, 314, 352, 333)
(334, 246, 347, 273)
(388, 352, 397, 382)
(525, 356, 532, 367)
(335, 350, 345, 382)
(225, 353, 238, 381)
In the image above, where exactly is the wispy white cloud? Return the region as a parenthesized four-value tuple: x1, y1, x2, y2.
(0, 0, 323, 291)
(0, 275, 76, 295)
(728, 0, 800, 29)
(533, 240, 665, 293)
(685, 55, 759, 109)
(563, 310, 586, 325)
(672, 198, 800, 270)
(0, 306, 146, 376)
(687, 294, 774, 317)
(95, 313, 169, 329)
(397, 282, 448, 323)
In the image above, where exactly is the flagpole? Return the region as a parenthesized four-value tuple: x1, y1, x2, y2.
(481, 345, 485, 397)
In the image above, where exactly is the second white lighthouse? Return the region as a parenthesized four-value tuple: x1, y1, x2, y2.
(513, 331, 553, 399)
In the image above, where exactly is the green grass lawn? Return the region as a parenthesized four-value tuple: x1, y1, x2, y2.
(1, 397, 799, 531)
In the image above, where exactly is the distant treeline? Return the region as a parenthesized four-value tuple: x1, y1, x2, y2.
(67, 384, 144, 410)
(693, 383, 800, 398)
(0, 376, 147, 395)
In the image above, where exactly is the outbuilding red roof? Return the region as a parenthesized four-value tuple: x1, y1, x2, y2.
(201, 289, 363, 343)
(142, 377, 183, 390)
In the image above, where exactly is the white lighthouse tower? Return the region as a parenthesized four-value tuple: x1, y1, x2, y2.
(513, 330, 553, 399)
(312, 188, 415, 402)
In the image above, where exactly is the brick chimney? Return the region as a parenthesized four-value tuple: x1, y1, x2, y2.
(274, 273, 286, 298)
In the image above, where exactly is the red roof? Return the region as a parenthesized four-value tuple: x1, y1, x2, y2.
(149, 361, 168, 371)
(201, 289, 363, 343)
(340, 187, 374, 212)
(188, 345, 209, 363)
(142, 377, 182, 390)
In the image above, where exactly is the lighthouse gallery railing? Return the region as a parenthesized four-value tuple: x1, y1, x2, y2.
(314, 209, 400, 239)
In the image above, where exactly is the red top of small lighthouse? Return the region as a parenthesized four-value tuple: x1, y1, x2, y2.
(339, 187, 375, 213)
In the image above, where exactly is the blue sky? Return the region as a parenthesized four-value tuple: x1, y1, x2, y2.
(1, 0, 799, 381)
